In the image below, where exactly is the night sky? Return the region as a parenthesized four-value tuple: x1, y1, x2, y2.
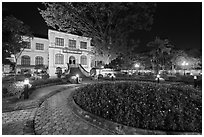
(2, 2, 202, 50)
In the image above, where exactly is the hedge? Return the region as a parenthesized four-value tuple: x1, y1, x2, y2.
(2, 78, 67, 98)
(73, 81, 201, 133)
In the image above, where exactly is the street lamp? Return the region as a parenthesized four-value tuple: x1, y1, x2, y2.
(135, 63, 140, 75)
(135, 64, 140, 68)
(24, 78, 30, 99)
(76, 74, 79, 84)
(157, 74, 160, 83)
(181, 61, 188, 75)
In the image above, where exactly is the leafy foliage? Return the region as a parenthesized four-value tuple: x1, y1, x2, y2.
(3, 16, 33, 63)
(147, 37, 174, 72)
(39, 2, 156, 60)
(171, 50, 201, 70)
(108, 51, 151, 70)
(73, 81, 201, 132)
(2, 78, 65, 98)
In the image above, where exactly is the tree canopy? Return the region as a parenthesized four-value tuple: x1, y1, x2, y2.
(147, 37, 174, 72)
(2, 15, 33, 65)
(39, 2, 156, 60)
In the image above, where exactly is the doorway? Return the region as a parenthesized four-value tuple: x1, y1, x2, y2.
(69, 56, 76, 65)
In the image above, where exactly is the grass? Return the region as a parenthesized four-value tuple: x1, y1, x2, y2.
(73, 81, 201, 133)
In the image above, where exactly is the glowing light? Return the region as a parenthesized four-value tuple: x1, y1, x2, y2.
(157, 74, 160, 78)
(181, 61, 188, 66)
(135, 64, 140, 68)
(24, 78, 29, 85)
(76, 74, 79, 78)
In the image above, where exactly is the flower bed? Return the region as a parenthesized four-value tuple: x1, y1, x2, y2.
(73, 81, 201, 133)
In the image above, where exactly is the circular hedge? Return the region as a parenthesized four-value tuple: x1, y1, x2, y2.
(73, 81, 201, 133)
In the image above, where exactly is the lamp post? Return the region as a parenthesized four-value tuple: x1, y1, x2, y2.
(24, 78, 29, 99)
(181, 61, 188, 75)
(194, 75, 197, 88)
(135, 63, 140, 75)
(157, 74, 160, 83)
(76, 74, 79, 84)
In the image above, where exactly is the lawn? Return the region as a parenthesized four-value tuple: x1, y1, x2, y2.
(73, 81, 201, 133)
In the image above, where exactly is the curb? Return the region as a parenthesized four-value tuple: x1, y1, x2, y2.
(68, 86, 201, 135)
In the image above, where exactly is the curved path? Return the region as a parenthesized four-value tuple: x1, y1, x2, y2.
(34, 85, 112, 135)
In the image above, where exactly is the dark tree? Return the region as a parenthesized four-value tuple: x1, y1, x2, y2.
(3, 15, 33, 75)
(171, 49, 201, 70)
(147, 37, 174, 73)
(39, 2, 156, 61)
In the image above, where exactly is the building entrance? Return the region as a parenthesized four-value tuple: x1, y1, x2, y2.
(69, 56, 76, 66)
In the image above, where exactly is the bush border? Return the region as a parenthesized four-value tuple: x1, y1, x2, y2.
(2, 81, 70, 113)
(69, 83, 201, 135)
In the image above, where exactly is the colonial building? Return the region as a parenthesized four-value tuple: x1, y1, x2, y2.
(48, 29, 94, 76)
(16, 36, 49, 74)
(13, 29, 103, 77)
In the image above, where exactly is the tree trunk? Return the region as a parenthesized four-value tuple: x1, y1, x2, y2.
(14, 63, 17, 81)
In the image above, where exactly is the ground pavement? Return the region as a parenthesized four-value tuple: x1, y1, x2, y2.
(2, 84, 74, 135)
(2, 81, 112, 135)
(34, 86, 112, 135)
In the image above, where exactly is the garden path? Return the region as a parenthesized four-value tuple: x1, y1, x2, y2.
(2, 84, 75, 134)
(34, 86, 112, 135)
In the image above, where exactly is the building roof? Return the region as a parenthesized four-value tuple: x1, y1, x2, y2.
(48, 29, 92, 40)
(33, 33, 48, 39)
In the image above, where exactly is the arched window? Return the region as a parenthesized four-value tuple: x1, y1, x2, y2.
(81, 55, 87, 65)
(55, 54, 64, 64)
(21, 55, 30, 66)
(35, 56, 44, 65)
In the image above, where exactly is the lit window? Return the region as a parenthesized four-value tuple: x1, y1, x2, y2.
(55, 54, 64, 64)
(36, 43, 44, 50)
(81, 55, 87, 65)
(21, 55, 30, 66)
(55, 37, 64, 46)
(69, 39, 76, 48)
(80, 41, 87, 49)
(35, 56, 44, 65)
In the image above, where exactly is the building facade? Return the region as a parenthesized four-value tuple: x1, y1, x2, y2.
(14, 29, 99, 77)
(16, 36, 49, 74)
(48, 29, 94, 77)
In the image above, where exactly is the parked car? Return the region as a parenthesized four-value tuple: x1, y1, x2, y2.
(33, 71, 50, 80)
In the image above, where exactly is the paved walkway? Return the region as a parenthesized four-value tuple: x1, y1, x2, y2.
(2, 108, 37, 135)
(34, 86, 112, 135)
(2, 80, 112, 135)
(2, 84, 74, 135)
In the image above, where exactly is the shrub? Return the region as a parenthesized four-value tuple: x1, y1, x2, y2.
(2, 78, 66, 98)
(2, 81, 25, 98)
(73, 81, 201, 133)
(2, 87, 8, 98)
